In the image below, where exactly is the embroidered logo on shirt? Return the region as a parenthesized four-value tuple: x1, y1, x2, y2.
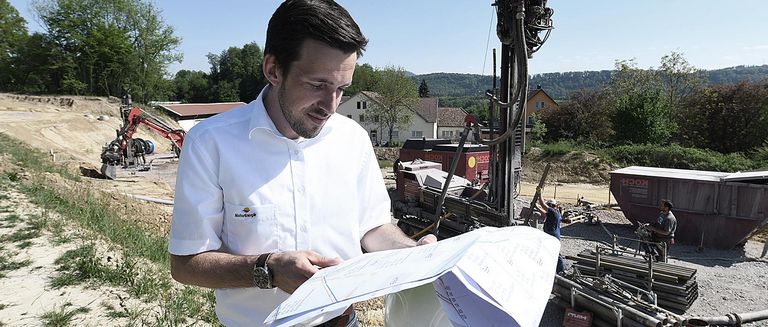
(235, 207, 257, 218)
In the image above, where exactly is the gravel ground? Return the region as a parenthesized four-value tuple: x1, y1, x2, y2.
(535, 206, 768, 327)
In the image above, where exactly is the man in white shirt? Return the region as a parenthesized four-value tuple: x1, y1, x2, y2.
(167, 1, 435, 326)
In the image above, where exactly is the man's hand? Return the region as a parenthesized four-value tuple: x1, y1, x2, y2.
(416, 234, 438, 245)
(268, 251, 341, 294)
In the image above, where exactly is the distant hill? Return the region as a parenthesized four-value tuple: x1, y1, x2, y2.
(413, 65, 768, 100)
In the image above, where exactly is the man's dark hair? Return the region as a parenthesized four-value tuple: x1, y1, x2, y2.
(661, 199, 674, 210)
(265, 0, 368, 76)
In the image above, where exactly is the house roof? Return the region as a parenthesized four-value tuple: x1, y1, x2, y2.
(415, 97, 438, 123)
(527, 88, 557, 105)
(438, 107, 468, 127)
(160, 102, 246, 118)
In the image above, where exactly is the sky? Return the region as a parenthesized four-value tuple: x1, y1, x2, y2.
(9, 0, 768, 77)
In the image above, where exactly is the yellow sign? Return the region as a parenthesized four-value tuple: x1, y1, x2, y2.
(468, 156, 476, 168)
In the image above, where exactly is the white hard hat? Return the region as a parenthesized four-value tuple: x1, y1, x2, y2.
(546, 199, 558, 206)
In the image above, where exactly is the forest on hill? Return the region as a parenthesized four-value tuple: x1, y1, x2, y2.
(414, 65, 768, 100)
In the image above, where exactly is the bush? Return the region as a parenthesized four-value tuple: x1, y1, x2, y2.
(601, 144, 756, 172)
(540, 140, 577, 156)
(751, 143, 768, 169)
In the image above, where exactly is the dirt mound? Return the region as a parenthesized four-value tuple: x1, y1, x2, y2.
(522, 148, 617, 185)
(0, 93, 120, 116)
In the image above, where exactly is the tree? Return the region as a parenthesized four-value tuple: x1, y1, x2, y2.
(368, 66, 419, 144)
(418, 79, 430, 98)
(0, 0, 28, 90)
(678, 82, 768, 153)
(206, 42, 265, 102)
(540, 88, 613, 143)
(612, 88, 672, 145)
(347, 63, 378, 94)
(173, 69, 210, 103)
(30, 0, 180, 101)
(528, 113, 546, 146)
(658, 51, 703, 117)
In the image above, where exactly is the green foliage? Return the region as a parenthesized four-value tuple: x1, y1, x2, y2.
(347, 63, 378, 94)
(752, 143, 768, 169)
(0, 0, 28, 90)
(0, 133, 79, 181)
(206, 42, 265, 103)
(612, 88, 672, 145)
(539, 140, 576, 156)
(5, 0, 181, 101)
(529, 113, 546, 145)
(173, 69, 210, 103)
(540, 88, 613, 143)
(40, 302, 90, 327)
(369, 66, 419, 144)
(601, 144, 756, 172)
(677, 81, 768, 153)
(418, 79, 430, 98)
(410, 65, 768, 99)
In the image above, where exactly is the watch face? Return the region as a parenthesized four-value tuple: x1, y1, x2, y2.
(253, 267, 272, 289)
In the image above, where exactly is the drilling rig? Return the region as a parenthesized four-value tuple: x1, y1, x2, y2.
(99, 95, 185, 179)
(393, 0, 554, 239)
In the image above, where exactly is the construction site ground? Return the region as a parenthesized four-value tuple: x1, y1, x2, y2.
(1, 93, 767, 326)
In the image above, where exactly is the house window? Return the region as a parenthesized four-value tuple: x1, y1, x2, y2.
(363, 101, 367, 109)
(360, 114, 365, 122)
(527, 116, 534, 125)
(346, 114, 352, 119)
(391, 130, 399, 139)
(535, 101, 545, 109)
(412, 131, 423, 138)
(370, 129, 377, 140)
(442, 131, 454, 138)
(357, 101, 368, 109)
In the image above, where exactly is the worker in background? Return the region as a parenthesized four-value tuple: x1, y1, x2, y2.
(643, 199, 677, 262)
(536, 195, 565, 274)
(166, 1, 436, 326)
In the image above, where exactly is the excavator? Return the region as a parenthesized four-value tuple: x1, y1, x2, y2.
(99, 95, 185, 180)
(393, 0, 554, 240)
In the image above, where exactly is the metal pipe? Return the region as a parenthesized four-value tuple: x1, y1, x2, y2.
(693, 309, 768, 325)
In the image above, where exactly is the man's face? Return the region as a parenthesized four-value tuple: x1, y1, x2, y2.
(272, 39, 356, 139)
(660, 202, 669, 213)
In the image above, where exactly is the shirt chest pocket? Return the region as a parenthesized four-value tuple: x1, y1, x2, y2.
(222, 202, 278, 254)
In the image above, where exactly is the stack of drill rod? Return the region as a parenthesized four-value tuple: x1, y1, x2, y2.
(567, 249, 698, 312)
(552, 274, 688, 327)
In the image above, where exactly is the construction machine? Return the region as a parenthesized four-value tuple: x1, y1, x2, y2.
(99, 95, 185, 179)
(393, 0, 554, 240)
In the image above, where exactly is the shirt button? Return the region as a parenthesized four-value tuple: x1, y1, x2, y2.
(293, 150, 300, 155)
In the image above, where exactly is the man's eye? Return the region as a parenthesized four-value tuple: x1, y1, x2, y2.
(310, 83, 324, 89)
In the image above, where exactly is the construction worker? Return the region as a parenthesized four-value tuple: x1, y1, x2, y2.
(167, 1, 436, 326)
(536, 197, 565, 273)
(642, 199, 677, 262)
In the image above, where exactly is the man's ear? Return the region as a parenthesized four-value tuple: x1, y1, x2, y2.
(263, 54, 283, 86)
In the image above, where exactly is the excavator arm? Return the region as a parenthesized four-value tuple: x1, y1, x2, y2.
(100, 95, 185, 179)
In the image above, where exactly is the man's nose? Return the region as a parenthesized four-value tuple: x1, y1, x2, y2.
(319, 89, 342, 114)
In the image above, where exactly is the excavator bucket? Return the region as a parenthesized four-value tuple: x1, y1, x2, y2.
(100, 164, 117, 180)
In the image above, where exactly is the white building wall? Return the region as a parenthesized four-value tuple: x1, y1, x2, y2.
(437, 127, 465, 141)
(337, 93, 437, 144)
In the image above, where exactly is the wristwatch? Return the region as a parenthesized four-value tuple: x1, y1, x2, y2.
(253, 253, 275, 289)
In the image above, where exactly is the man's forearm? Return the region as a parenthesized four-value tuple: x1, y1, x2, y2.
(171, 251, 258, 289)
(361, 223, 417, 252)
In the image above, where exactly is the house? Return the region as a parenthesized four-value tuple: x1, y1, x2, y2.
(158, 102, 246, 132)
(437, 107, 469, 141)
(336, 91, 438, 144)
(524, 85, 558, 128)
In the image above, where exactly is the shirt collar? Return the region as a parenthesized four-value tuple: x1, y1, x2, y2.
(248, 84, 336, 142)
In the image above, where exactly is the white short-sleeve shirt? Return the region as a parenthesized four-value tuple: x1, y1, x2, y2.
(168, 85, 391, 326)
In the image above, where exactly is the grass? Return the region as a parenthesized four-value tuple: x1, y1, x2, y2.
(40, 302, 90, 327)
(0, 132, 220, 325)
(0, 248, 32, 278)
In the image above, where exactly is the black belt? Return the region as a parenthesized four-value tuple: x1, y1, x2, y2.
(317, 305, 356, 327)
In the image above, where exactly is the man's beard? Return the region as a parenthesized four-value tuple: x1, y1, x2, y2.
(278, 84, 329, 139)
